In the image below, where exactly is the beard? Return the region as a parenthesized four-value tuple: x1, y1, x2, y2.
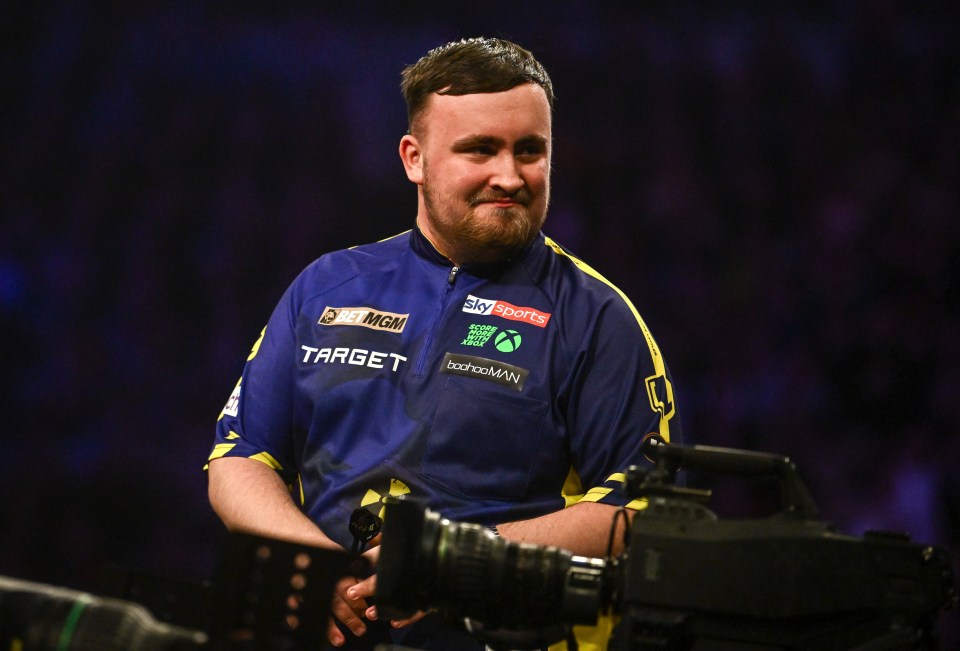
(421, 169, 548, 265)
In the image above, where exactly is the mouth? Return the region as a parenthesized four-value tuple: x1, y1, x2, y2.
(472, 194, 528, 208)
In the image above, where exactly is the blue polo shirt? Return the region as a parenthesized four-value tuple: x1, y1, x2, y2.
(209, 227, 679, 550)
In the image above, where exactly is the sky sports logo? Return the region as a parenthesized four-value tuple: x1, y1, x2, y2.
(462, 294, 551, 328)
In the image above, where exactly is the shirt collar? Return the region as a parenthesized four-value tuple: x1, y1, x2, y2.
(409, 224, 543, 278)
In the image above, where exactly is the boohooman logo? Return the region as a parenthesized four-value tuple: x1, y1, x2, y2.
(440, 353, 529, 391)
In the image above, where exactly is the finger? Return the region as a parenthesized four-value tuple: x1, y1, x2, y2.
(327, 618, 345, 647)
(346, 574, 377, 602)
(331, 592, 367, 637)
(335, 577, 369, 613)
(391, 609, 430, 629)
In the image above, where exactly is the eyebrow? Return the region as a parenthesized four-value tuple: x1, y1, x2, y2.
(452, 134, 549, 150)
(452, 135, 504, 150)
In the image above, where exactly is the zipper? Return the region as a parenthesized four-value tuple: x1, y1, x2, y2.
(414, 266, 460, 376)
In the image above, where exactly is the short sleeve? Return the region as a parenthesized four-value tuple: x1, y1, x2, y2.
(206, 280, 302, 486)
(562, 292, 680, 508)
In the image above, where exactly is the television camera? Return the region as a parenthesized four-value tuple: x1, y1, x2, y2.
(1, 444, 955, 650)
(376, 444, 957, 650)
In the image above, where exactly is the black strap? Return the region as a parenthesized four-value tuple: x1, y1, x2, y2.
(349, 507, 383, 553)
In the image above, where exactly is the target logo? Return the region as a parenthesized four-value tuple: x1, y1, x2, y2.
(494, 329, 522, 352)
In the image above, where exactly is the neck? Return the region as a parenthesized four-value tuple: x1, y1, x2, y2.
(416, 216, 459, 266)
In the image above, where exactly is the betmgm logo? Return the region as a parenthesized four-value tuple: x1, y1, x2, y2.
(319, 309, 338, 325)
(318, 306, 408, 333)
(645, 373, 676, 420)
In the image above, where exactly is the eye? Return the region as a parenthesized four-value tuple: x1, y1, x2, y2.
(468, 144, 496, 156)
(515, 139, 547, 160)
(453, 137, 503, 158)
(516, 146, 544, 161)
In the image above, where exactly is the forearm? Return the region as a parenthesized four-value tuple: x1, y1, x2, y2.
(207, 456, 340, 550)
(495, 501, 630, 557)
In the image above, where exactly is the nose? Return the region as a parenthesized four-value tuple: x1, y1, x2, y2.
(489, 153, 524, 194)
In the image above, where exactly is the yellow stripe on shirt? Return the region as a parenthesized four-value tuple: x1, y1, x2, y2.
(543, 236, 675, 442)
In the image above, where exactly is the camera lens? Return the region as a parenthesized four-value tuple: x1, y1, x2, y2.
(377, 497, 605, 629)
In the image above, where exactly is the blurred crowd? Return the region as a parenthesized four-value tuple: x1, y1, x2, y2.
(2, 1, 957, 641)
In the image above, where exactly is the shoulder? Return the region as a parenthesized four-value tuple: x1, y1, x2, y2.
(528, 234, 639, 315)
(291, 230, 411, 299)
(528, 234, 666, 352)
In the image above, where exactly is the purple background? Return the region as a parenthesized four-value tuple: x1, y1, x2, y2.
(2, 2, 957, 644)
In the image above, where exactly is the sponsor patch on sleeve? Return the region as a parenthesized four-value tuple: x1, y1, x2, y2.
(221, 379, 241, 418)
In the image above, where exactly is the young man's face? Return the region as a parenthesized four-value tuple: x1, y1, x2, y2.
(400, 83, 552, 265)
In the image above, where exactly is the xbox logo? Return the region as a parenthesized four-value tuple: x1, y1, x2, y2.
(494, 329, 522, 352)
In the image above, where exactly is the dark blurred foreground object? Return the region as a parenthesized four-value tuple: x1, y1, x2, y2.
(0, 575, 206, 651)
(0, 533, 367, 650)
(377, 444, 958, 650)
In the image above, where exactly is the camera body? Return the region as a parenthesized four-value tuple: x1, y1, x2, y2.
(611, 509, 952, 649)
(377, 444, 957, 650)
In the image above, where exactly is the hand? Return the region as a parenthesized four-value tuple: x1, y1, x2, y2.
(326, 545, 378, 647)
(326, 573, 371, 647)
(325, 546, 430, 646)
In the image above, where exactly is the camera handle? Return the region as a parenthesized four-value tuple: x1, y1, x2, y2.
(636, 444, 819, 520)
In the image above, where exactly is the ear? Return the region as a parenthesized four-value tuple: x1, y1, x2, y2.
(399, 134, 424, 185)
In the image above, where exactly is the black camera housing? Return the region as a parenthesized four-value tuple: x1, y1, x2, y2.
(377, 444, 957, 650)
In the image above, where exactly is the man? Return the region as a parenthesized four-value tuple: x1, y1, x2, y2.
(207, 37, 678, 650)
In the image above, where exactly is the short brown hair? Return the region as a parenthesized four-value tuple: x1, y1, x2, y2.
(401, 37, 554, 134)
